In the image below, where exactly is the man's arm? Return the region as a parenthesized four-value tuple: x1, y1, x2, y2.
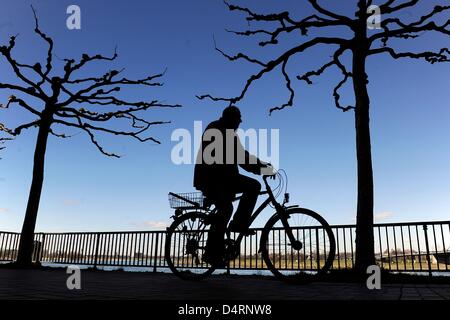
(235, 135, 267, 174)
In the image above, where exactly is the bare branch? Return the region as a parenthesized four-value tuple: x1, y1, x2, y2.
(369, 46, 449, 63)
(0, 82, 41, 100)
(381, 5, 449, 31)
(269, 60, 294, 114)
(12, 120, 41, 135)
(224, 1, 348, 47)
(307, 0, 353, 24)
(0, 117, 40, 136)
(31, 5, 53, 87)
(58, 71, 166, 107)
(197, 37, 348, 106)
(297, 46, 346, 84)
(84, 121, 167, 143)
(259, 14, 346, 47)
(0, 35, 47, 97)
(0, 136, 12, 143)
(380, 0, 419, 14)
(213, 38, 267, 67)
(79, 122, 121, 158)
(0, 135, 12, 159)
(333, 70, 355, 113)
(3, 95, 41, 116)
(63, 47, 118, 81)
(56, 99, 179, 122)
(298, 60, 335, 85)
(370, 5, 450, 45)
(295, 45, 354, 112)
(224, 0, 297, 26)
(54, 110, 168, 158)
(1, 97, 41, 136)
(52, 117, 120, 157)
(48, 127, 73, 139)
(0, 122, 14, 136)
(379, 0, 396, 12)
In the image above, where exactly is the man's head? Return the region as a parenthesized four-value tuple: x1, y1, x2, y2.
(221, 105, 242, 130)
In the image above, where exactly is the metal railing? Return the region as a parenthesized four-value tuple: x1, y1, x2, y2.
(1, 220, 449, 275)
(331, 221, 450, 275)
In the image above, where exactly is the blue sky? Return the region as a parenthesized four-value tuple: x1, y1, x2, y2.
(0, 0, 449, 232)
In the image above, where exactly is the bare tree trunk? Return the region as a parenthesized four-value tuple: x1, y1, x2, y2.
(352, 42, 376, 272)
(16, 117, 51, 266)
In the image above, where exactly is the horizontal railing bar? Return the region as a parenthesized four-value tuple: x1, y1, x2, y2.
(30, 230, 166, 235)
(5, 220, 445, 235)
(1, 220, 448, 236)
(374, 220, 450, 227)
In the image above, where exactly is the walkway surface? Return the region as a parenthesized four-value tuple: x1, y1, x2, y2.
(0, 268, 449, 300)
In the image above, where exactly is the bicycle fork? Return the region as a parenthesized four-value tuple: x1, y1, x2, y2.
(258, 206, 302, 253)
(279, 213, 303, 251)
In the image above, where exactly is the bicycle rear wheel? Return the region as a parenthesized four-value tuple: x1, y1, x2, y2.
(260, 207, 335, 283)
(165, 211, 216, 280)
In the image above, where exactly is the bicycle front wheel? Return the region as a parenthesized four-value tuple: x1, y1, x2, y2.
(260, 207, 335, 283)
(165, 211, 216, 280)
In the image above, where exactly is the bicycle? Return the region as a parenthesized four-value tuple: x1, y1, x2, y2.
(164, 170, 336, 283)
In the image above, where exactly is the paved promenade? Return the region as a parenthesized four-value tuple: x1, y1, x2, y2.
(0, 268, 449, 300)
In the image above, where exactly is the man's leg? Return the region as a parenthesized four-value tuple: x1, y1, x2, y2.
(230, 174, 261, 230)
(204, 196, 233, 264)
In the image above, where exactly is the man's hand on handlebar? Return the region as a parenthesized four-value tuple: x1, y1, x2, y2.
(260, 162, 276, 179)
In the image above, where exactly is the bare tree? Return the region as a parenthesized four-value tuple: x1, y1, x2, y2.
(198, 0, 449, 271)
(0, 8, 180, 266)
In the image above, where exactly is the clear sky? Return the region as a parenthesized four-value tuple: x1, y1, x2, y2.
(0, 0, 449, 232)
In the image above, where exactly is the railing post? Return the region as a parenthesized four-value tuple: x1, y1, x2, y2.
(94, 233, 100, 269)
(36, 233, 45, 264)
(422, 224, 433, 277)
(153, 232, 160, 273)
(32, 233, 38, 263)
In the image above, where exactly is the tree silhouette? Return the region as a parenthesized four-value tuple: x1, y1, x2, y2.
(0, 8, 180, 266)
(198, 0, 449, 271)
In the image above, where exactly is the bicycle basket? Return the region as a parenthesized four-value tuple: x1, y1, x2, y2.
(168, 192, 205, 209)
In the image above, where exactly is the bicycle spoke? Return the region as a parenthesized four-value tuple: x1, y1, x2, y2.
(261, 208, 335, 282)
(165, 211, 216, 280)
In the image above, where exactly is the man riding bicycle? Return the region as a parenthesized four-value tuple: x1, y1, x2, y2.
(193, 106, 272, 266)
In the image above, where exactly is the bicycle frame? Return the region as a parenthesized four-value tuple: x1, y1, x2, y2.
(229, 175, 299, 252)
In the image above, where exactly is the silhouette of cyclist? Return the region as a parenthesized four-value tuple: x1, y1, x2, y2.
(194, 106, 272, 266)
